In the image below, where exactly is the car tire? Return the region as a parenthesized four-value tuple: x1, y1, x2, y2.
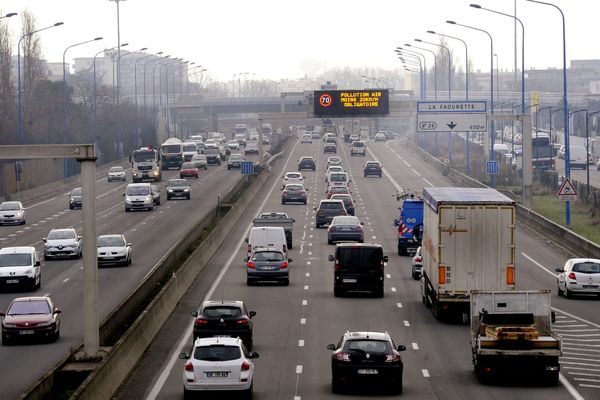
(53, 328, 60, 342)
(303, 200, 307, 205)
(183, 388, 193, 400)
(187, 195, 191, 200)
(557, 286, 564, 296)
(334, 286, 343, 297)
(331, 379, 342, 394)
(2, 335, 12, 346)
(156, 199, 161, 206)
(227, 166, 231, 170)
(328, 238, 333, 245)
(34, 275, 41, 290)
(565, 288, 573, 299)
(375, 287, 384, 298)
(282, 200, 286, 205)
(167, 196, 171, 200)
(282, 279, 289, 286)
(247, 279, 254, 286)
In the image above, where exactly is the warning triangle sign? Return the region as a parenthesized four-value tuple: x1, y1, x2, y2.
(558, 178, 577, 198)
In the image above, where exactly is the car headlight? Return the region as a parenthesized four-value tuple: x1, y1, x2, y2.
(153, 170, 159, 176)
(35, 320, 53, 327)
(15, 212, 23, 218)
(167, 189, 173, 193)
(125, 197, 132, 204)
(144, 197, 151, 204)
(132, 171, 139, 177)
(3, 322, 17, 328)
(184, 188, 190, 192)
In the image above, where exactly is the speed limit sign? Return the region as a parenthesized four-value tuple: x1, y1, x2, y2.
(319, 94, 332, 107)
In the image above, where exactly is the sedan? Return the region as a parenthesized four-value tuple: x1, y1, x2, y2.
(190, 154, 208, 170)
(327, 331, 406, 394)
(1, 296, 61, 345)
(324, 143, 337, 154)
(298, 156, 316, 171)
(180, 162, 199, 179)
(364, 161, 383, 177)
(329, 194, 355, 216)
(68, 187, 82, 209)
(282, 184, 307, 205)
(166, 179, 191, 200)
(0, 201, 26, 225)
(107, 166, 127, 182)
(282, 172, 304, 188)
(327, 216, 364, 244)
(301, 134, 313, 143)
(374, 132, 386, 142)
(97, 234, 132, 267)
(43, 228, 81, 260)
(179, 337, 258, 399)
(556, 258, 600, 298)
(246, 247, 292, 286)
(227, 140, 240, 151)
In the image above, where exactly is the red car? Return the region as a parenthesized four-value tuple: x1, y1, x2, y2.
(179, 162, 199, 179)
(327, 185, 351, 199)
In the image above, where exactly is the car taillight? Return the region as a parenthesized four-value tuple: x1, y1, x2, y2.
(236, 318, 250, 325)
(194, 318, 208, 325)
(241, 360, 251, 371)
(247, 261, 255, 269)
(385, 353, 401, 362)
(282, 191, 288, 195)
(568, 272, 577, 280)
(300, 191, 306, 195)
(329, 226, 336, 232)
(415, 256, 422, 263)
(185, 361, 194, 372)
(280, 261, 289, 269)
(335, 262, 340, 271)
(335, 352, 351, 362)
(356, 225, 363, 232)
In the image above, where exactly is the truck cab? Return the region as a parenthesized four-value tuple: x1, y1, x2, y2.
(394, 195, 423, 256)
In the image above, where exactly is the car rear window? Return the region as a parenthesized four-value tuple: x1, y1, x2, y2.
(353, 142, 364, 147)
(320, 202, 344, 210)
(194, 345, 241, 361)
(0, 253, 33, 267)
(572, 262, 600, 273)
(252, 251, 285, 261)
(336, 247, 383, 271)
(345, 340, 391, 353)
(203, 306, 242, 318)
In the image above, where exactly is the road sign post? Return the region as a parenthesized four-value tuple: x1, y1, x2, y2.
(486, 161, 499, 175)
(557, 178, 577, 201)
(241, 161, 254, 175)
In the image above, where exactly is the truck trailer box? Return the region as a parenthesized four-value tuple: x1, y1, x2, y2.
(421, 187, 516, 320)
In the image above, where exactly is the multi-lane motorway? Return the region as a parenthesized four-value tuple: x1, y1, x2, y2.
(114, 135, 600, 400)
(0, 156, 256, 399)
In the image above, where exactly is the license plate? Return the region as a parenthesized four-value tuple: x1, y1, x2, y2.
(102, 257, 114, 260)
(6, 279, 19, 284)
(343, 279, 357, 283)
(357, 369, 378, 375)
(408, 248, 417, 253)
(19, 330, 34, 335)
(206, 371, 229, 378)
(260, 266, 277, 270)
(583, 285, 598, 289)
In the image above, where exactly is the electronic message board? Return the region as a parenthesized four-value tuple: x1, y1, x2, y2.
(313, 89, 389, 117)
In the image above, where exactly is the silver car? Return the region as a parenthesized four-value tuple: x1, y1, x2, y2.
(97, 234, 132, 267)
(43, 228, 82, 260)
(107, 166, 126, 182)
(0, 201, 26, 225)
(191, 154, 208, 170)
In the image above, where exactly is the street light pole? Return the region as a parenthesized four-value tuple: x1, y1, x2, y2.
(405, 43, 437, 100)
(116, 48, 145, 160)
(17, 22, 64, 144)
(572, 109, 590, 196)
(396, 47, 427, 99)
(414, 39, 451, 100)
(134, 52, 154, 147)
(63, 37, 103, 178)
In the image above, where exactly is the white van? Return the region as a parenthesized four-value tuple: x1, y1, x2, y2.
(493, 143, 510, 156)
(247, 227, 287, 258)
(327, 172, 350, 191)
(0, 246, 41, 290)
(569, 146, 588, 169)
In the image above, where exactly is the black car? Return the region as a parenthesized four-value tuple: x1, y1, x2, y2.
(298, 156, 316, 171)
(329, 243, 387, 297)
(166, 179, 191, 200)
(324, 144, 337, 154)
(68, 187, 82, 209)
(282, 184, 307, 204)
(327, 331, 406, 394)
(363, 161, 382, 177)
(315, 199, 347, 228)
(191, 301, 256, 349)
(204, 148, 221, 165)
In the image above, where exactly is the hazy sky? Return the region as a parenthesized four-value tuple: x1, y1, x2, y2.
(1, 0, 598, 81)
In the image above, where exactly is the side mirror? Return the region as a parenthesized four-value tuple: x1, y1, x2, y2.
(245, 238, 249, 243)
(42, 238, 47, 242)
(555, 268, 563, 273)
(397, 345, 406, 352)
(123, 193, 125, 196)
(248, 351, 260, 359)
(328, 255, 334, 262)
(383, 256, 389, 262)
(313, 207, 317, 211)
(393, 219, 399, 226)
(178, 353, 190, 360)
(127, 243, 132, 247)
(35, 261, 41, 266)
(326, 344, 336, 351)
(191, 311, 198, 317)
(54, 309, 62, 314)
(288, 258, 293, 262)
(249, 311, 256, 318)
(78, 236, 82, 241)
(244, 257, 249, 262)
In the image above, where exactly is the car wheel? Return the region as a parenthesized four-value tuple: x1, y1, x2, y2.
(334, 286, 343, 297)
(34, 275, 41, 290)
(557, 285, 564, 296)
(328, 237, 333, 245)
(227, 166, 231, 170)
(53, 328, 60, 342)
(565, 288, 573, 299)
(303, 200, 307, 205)
(156, 199, 161, 205)
(183, 388, 193, 400)
(187, 195, 191, 200)
(69, 204, 74, 210)
(167, 196, 171, 200)
(247, 279, 254, 286)
(2, 335, 12, 346)
(331, 379, 343, 394)
(282, 200, 286, 205)
(282, 279, 289, 286)
(375, 287, 384, 298)
(204, 166, 208, 170)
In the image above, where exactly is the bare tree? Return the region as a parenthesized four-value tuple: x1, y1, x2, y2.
(0, 18, 14, 145)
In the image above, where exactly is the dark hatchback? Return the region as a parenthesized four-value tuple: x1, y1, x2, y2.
(68, 187, 82, 209)
(327, 331, 406, 394)
(298, 156, 316, 171)
(282, 184, 307, 204)
(329, 194, 355, 216)
(329, 243, 387, 297)
(315, 199, 347, 228)
(363, 161, 383, 177)
(191, 300, 256, 349)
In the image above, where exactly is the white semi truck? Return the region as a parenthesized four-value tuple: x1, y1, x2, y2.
(420, 187, 516, 321)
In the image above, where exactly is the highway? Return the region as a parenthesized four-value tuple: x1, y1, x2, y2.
(0, 156, 257, 400)
(115, 135, 600, 400)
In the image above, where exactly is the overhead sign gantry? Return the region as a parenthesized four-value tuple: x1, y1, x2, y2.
(313, 89, 390, 117)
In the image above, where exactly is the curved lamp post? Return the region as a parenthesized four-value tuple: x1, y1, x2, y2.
(405, 43, 437, 100)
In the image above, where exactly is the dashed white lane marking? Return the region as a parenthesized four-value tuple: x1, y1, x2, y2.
(307, 251, 312, 256)
(306, 261, 311, 265)
(403, 160, 411, 167)
(294, 396, 301, 400)
(62, 278, 70, 283)
(412, 343, 419, 350)
(305, 272, 310, 277)
(302, 300, 308, 306)
(403, 320, 410, 327)
(304, 285, 309, 290)
(397, 303, 403, 308)
(298, 340, 305, 347)
(386, 274, 391, 279)
(422, 369, 430, 378)
(412, 169, 422, 177)
(296, 365, 303, 374)
(391, 287, 397, 292)
(300, 318, 306, 324)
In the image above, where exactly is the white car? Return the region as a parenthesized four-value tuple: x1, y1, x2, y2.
(350, 141, 366, 156)
(180, 337, 258, 398)
(327, 156, 342, 167)
(374, 132, 387, 142)
(227, 140, 240, 150)
(301, 134, 313, 143)
(107, 166, 126, 182)
(325, 165, 344, 182)
(245, 142, 259, 155)
(43, 228, 82, 260)
(556, 258, 600, 298)
(282, 172, 304, 188)
(97, 234, 132, 267)
(0, 201, 26, 225)
(204, 139, 217, 149)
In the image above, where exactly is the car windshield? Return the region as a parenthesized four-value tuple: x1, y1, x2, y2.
(337, 247, 383, 271)
(572, 262, 600, 273)
(252, 251, 285, 261)
(328, 167, 343, 173)
(181, 163, 195, 169)
(168, 179, 187, 187)
(162, 144, 181, 154)
(300, 158, 313, 162)
(333, 217, 358, 225)
(194, 345, 241, 362)
(109, 167, 124, 173)
(329, 187, 348, 194)
(230, 155, 243, 161)
(126, 186, 150, 195)
(97, 236, 125, 247)
(329, 157, 341, 163)
(320, 202, 343, 209)
(285, 185, 303, 191)
(133, 151, 156, 162)
(330, 174, 347, 182)
(203, 306, 242, 318)
(0, 202, 21, 211)
(345, 340, 391, 354)
(366, 163, 379, 167)
(0, 253, 32, 267)
(70, 188, 82, 196)
(48, 230, 76, 240)
(183, 144, 197, 152)
(8, 300, 51, 315)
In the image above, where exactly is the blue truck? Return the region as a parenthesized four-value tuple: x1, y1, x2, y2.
(394, 194, 424, 256)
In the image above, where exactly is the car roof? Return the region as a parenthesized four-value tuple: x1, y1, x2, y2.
(194, 336, 242, 347)
(202, 300, 244, 308)
(299, 156, 314, 160)
(320, 199, 345, 204)
(49, 228, 76, 233)
(336, 243, 382, 249)
(98, 234, 123, 239)
(0, 246, 36, 254)
(127, 183, 151, 187)
(567, 258, 600, 264)
(0, 201, 23, 206)
(253, 247, 284, 253)
(343, 331, 391, 341)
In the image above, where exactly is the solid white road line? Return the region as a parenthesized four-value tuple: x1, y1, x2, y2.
(560, 373, 586, 400)
(25, 197, 56, 210)
(521, 252, 557, 278)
